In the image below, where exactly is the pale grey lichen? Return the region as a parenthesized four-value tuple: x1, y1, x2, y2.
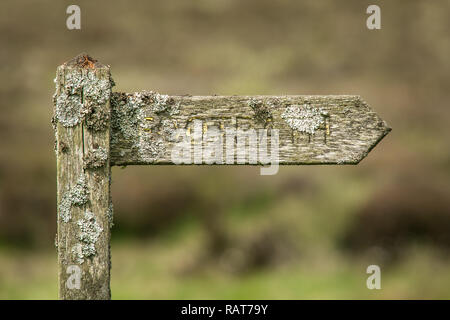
(82, 72, 111, 106)
(55, 93, 85, 127)
(139, 136, 166, 162)
(111, 91, 178, 163)
(281, 104, 328, 135)
(84, 146, 108, 169)
(58, 194, 72, 223)
(74, 210, 103, 264)
(111, 92, 146, 147)
(70, 174, 89, 205)
(160, 119, 177, 142)
(152, 93, 180, 115)
(59, 173, 89, 223)
(53, 70, 111, 128)
(128, 91, 147, 109)
(152, 93, 169, 113)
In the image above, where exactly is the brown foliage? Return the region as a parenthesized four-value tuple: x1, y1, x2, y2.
(342, 175, 450, 257)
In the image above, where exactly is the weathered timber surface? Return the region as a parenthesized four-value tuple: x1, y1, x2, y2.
(110, 93, 391, 165)
(54, 54, 112, 299)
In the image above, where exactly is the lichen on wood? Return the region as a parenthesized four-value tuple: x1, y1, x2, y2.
(58, 173, 89, 223)
(152, 93, 180, 115)
(53, 68, 113, 129)
(110, 91, 180, 163)
(139, 136, 166, 161)
(110, 92, 145, 147)
(74, 210, 104, 264)
(55, 54, 112, 300)
(84, 146, 108, 169)
(248, 98, 272, 123)
(110, 95, 390, 165)
(281, 104, 328, 135)
(107, 201, 114, 229)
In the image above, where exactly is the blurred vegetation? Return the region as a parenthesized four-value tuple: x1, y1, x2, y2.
(0, 0, 449, 299)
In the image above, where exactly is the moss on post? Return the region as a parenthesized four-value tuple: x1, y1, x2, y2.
(54, 53, 113, 300)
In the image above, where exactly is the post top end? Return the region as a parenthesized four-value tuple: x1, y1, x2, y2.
(63, 53, 108, 69)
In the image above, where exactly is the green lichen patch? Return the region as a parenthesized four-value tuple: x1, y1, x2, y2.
(74, 210, 103, 264)
(59, 173, 89, 223)
(281, 104, 328, 135)
(84, 147, 108, 169)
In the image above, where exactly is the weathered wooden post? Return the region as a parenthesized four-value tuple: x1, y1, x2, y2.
(53, 53, 390, 299)
(53, 54, 113, 299)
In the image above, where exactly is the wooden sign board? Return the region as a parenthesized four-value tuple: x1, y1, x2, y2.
(110, 93, 390, 167)
(53, 54, 390, 299)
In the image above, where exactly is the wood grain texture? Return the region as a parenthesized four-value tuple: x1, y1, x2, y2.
(54, 54, 112, 300)
(110, 93, 390, 166)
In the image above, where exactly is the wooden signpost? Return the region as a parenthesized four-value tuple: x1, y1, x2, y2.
(53, 54, 390, 299)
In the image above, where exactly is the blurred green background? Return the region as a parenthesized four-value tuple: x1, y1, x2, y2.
(1, 0, 450, 299)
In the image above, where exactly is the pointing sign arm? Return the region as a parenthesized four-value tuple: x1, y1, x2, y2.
(109, 93, 390, 166)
